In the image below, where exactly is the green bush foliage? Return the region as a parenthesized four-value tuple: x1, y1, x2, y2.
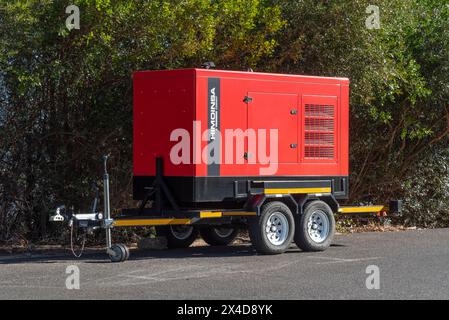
(1, 0, 448, 242)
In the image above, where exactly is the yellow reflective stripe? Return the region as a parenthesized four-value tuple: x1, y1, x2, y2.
(200, 211, 222, 218)
(113, 218, 191, 227)
(338, 206, 385, 213)
(222, 211, 257, 216)
(264, 187, 331, 194)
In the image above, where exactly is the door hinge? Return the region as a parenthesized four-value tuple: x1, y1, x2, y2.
(243, 96, 253, 103)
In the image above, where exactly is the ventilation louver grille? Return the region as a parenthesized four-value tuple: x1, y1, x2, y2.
(304, 104, 335, 159)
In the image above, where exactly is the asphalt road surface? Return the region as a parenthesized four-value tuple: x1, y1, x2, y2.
(1, 228, 449, 300)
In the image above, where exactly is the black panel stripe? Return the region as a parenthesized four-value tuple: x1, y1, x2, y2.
(207, 78, 220, 176)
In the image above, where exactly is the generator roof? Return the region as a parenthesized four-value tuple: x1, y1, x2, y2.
(134, 68, 350, 85)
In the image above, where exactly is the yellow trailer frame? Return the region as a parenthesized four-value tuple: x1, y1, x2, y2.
(113, 211, 257, 227)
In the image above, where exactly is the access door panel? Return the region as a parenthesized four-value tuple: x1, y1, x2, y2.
(247, 92, 299, 163)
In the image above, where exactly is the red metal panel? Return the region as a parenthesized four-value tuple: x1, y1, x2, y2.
(340, 84, 349, 175)
(133, 68, 350, 179)
(133, 69, 196, 177)
(247, 92, 298, 163)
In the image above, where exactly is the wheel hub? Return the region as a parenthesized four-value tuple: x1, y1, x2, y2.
(265, 212, 289, 246)
(307, 210, 330, 243)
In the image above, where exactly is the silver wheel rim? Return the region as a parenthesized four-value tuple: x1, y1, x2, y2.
(307, 210, 330, 243)
(170, 225, 194, 240)
(265, 212, 289, 246)
(214, 227, 234, 238)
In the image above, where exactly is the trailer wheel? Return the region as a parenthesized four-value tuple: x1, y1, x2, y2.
(200, 226, 239, 246)
(109, 244, 128, 262)
(156, 225, 199, 249)
(122, 244, 130, 261)
(295, 200, 335, 252)
(249, 201, 295, 255)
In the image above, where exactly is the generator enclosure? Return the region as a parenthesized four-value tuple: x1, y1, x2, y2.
(133, 69, 349, 205)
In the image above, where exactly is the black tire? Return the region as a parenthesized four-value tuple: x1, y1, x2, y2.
(121, 244, 130, 261)
(109, 244, 127, 262)
(294, 200, 335, 252)
(199, 226, 239, 246)
(156, 225, 199, 249)
(249, 201, 295, 255)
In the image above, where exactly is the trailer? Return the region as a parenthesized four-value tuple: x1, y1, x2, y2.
(50, 68, 401, 262)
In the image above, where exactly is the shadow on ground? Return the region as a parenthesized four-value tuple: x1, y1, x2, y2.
(0, 242, 346, 265)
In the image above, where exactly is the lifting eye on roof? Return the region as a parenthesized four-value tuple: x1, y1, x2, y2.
(201, 61, 216, 69)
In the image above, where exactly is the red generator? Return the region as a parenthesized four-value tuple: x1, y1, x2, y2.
(133, 69, 349, 204)
(51, 68, 398, 262)
(124, 68, 357, 255)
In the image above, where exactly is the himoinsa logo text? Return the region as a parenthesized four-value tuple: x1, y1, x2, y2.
(210, 87, 218, 141)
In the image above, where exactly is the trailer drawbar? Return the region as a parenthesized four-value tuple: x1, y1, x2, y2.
(50, 68, 402, 262)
